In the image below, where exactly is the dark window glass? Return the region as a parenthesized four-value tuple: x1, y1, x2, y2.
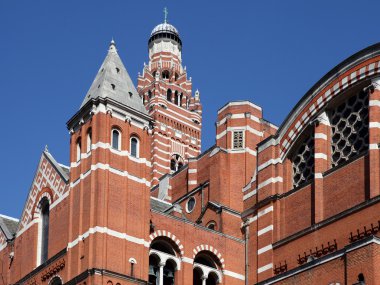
(131, 137, 138, 157)
(187, 197, 195, 212)
(112, 130, 120, 150)
(41, 198, 49, 263)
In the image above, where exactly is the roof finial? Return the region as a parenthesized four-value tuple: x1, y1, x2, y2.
(163, 7, 168, 23)
(109, 38, 117, 53)
(44, 145, 49, 152)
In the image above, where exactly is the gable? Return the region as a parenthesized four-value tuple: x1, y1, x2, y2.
(17, 150, 69, 234)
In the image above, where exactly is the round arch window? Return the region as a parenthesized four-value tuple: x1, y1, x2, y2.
(186, 197, 196, 213)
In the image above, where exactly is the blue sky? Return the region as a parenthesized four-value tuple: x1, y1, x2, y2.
(1, 1, 380, 218)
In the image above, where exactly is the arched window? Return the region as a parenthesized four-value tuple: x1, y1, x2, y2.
(87, 129, 92, 153)
(162, 70, 170, 79)
(76, 138, 81, 162)
(112, 129, 121, 150)
(357, 273, 365, 284)
(130, 136, 139, 158)
(206, 221, 217, 231)
(174, 91, 179, 106)
(39, 197, 50, 265)
(149, 239, 180, 285)
(170, 154, 184, 172)
(193, 252, 222, 285)
(167, 89, 172, 102)
(49, 277, 62, 285)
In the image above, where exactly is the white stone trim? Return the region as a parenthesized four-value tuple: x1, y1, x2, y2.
(149, 230, 184, 256)
(188, 180, 197, 185)
(315, 133, 328, 140)
(257, 263, 273, 274)
(369, 100, 380, 107)
(193, 263, 223, 282)
(218, 101, 262, 114)
(192, 245, 225, 269)
(226, 147, 257, 156)
(149, 249, 181, 270)
(369, 143, 379, 150)
(258, 225, 273, 236)
(243, 189, 257, 201)
(216, 113, 261, 126)
(70, 141, 151, 168)
(315, 153, 328, 160)
(369, 122, 380, 129)
(223, 270, 245, 280)
(315, 173, 323, 179)
(216, 126, 263, 140)
(67, 226, 150, 249)
(258, 177, 283, 190)
(182, 256, 193, 264)
(188, 169, 197, 173)
(244, 206, 273, 225)
(155, 109, 201, 130)
(258, 158, 281, 171)
(69, 163, 151, 188)
(258, 244, 272, 255)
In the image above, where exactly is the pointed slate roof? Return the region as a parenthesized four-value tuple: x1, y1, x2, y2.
(0, 215, 19, 240)
(81, 40, 147, 114)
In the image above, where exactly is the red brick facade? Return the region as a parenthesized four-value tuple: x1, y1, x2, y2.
(1, 19, 380, 285)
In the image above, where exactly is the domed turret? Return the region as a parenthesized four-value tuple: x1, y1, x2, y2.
(148, 8, 182, 52)
(149, 22, 182, 48)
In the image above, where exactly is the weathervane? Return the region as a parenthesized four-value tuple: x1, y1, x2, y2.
(164, 7, 168, 23)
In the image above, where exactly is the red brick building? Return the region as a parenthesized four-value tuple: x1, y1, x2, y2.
(1, 16, 380, 285)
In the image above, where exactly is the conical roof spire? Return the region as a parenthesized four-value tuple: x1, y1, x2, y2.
(80, 41, 147, 114)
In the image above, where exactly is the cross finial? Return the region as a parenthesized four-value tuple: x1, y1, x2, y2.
(163, 7, 168, 23)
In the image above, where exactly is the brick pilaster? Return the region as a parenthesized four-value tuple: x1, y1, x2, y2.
(314, 112, 331, 223)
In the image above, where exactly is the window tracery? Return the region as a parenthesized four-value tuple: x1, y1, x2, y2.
(330, 90, 369, 167)
(292, 132, 314, 188)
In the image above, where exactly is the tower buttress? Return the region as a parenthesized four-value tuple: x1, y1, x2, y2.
(66, 41, 152, 280)
(137, 14, 202, 191)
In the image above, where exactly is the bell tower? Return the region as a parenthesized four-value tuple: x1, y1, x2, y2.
(137, 9, 202, 189)
(66, 41, 152, 281)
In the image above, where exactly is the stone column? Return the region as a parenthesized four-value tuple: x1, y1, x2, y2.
(159, 262, 165, 285)
(201, 275, 208, 285)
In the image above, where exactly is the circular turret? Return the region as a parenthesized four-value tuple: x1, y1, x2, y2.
(148, 22, 182, 49)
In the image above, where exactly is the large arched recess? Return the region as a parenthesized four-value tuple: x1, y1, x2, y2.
(259, 43, 380, 159)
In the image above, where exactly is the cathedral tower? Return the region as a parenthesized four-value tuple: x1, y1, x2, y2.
(137, 10, 202, 189)
(66, 41, 152, 281)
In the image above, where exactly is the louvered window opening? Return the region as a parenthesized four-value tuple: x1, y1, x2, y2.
(330, 91, 369, 167)
(292, 133, 314, 188)
(233, 131, 244, 149)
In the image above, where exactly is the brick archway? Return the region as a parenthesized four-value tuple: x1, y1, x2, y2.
(149, 230, 184, 256)
(192, 244, 225, 269)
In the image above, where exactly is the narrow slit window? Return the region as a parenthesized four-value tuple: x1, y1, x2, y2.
(112, 129, 121, 150)
(87, 129, 92, 153)
(76, 139, 81, 162)
(39, 198, 50, 265)
(130, 137, 139, 158)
